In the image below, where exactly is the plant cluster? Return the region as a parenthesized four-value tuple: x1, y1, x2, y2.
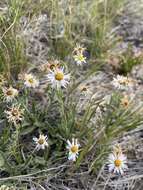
(0, 0, 142, 189)
(0, 43, 142, 189)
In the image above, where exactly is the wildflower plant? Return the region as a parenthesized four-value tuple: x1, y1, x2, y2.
(66, 138, 80, 161)
(2, 86, 18, 102)
(5, 104, 24, 126)
(0, 0, 142, 189)
(108, 145, 128, 175)
(73, 52, 87, 66)
(112, 75, 134, 90)
(33, 133, 48, 151)
(24, 73, 39, 88)
(47, 67, 70, 89)
(73, 44, 87, 66)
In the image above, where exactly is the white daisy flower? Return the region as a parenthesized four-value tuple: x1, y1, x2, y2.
(73, 53, 87, 66)
(2, 86, 18, 102)
(73, 44, 86, 54)
(112, 75, 133, 90)
(33, 134, 48, 150)
(47, 67, 70, 89)
(66, 138, 80, 162)
(108, 146, 128, 175)
(5, 105, 24, 125)
(24, 73, 39, 88)
(39, 60, 60, 73)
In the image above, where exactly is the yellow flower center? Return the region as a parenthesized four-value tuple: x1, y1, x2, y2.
(123, 100, 129, 107)
(71, 145, 78, 153)
(120, 79, 129, 86)
(77, 54, 85, 62)
(12, 109, 19, 116)
(78, 47, 84, 52)
(55, 72, 64, 81)
(114, 159, 122, 167)
(28, 78, 34, 84)
(6, 90, 13, 96)
(121, 97, 129, 107)
(50, 64, 56, 70)
(81, 87, 87, 92)
(38, 138, 45, 145)
(50, 63, 59, 70)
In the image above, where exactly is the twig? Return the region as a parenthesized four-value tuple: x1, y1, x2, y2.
(0, 165, 68, 181)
